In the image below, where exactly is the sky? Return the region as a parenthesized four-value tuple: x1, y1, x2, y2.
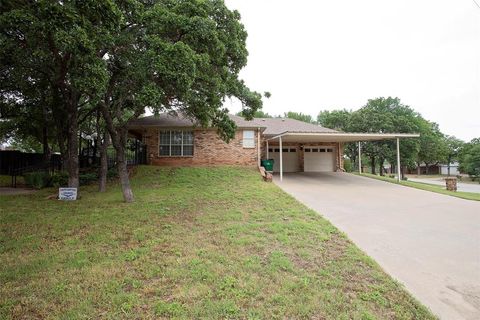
(224, 0, 480, 142)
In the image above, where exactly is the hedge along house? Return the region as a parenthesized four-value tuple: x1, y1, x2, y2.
(128, 113, 419, 181)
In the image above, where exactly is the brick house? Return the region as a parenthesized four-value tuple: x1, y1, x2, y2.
(128, 113, 418, 180)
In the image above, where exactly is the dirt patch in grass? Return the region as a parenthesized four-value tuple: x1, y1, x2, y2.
(0, 166, 436, 319)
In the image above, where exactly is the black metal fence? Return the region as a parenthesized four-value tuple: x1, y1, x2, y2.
(1, 138, 146, 187)
(0, 150, 62, 176)
(79, 139, 147, 169)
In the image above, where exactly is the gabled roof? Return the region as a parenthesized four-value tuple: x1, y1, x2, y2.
(128, 113, 264, 129)
(128, 113, 196, 127)
(127, 113, 338, 134)
(256, 118, 338, 136)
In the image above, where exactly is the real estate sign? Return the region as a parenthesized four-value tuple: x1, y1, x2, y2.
(59, 188, 77, 201)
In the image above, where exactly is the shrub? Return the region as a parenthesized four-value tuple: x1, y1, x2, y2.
(79, 172, 98, 185)
(107, 167, 118, 179)
(51, 172, 69, 188)
(23, 169, 112, 189)
(343, 159, 353, 172)
(23, 171, 51, 189)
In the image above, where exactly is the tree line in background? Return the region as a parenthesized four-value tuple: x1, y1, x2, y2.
(0, 0, 263, 202)
(246, 97, 479, 181)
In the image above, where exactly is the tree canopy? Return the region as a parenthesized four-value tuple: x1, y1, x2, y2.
(317, 97, 454, 175)
(1, 0, 262, 202)
(459, 138, 480, 181)
(283, 111, 315, 123)
(317, 109, 352, 131)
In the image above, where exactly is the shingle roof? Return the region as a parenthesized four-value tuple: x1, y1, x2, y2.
(128, 113, 264, 128)
(128, 113, 337, 134)
(128, 113, 197, 127)
(255, 118, 338, 136)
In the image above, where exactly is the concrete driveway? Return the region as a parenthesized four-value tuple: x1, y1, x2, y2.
(274, 172, 480, 320)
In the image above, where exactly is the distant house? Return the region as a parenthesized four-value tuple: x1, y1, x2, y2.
(127, 113, 417, 178)
(439, 162, 460, 175)
(407, 164, 441, 175)
(406, 162, 460, 175)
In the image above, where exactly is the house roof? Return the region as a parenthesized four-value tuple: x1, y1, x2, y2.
(128, 113, 265, 129)
(266, 132, 420, 143)
(128, 113, 419, 142)
(255, 118, 338, 136)
(129, 113, 338, 136)
(128, 113, 338, 135)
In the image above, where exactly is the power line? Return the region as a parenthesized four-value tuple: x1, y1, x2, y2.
(473, 0, 480, 9)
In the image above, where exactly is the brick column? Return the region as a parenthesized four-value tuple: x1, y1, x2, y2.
(445, 177, 457, 192)
(299, 144, 304, 172)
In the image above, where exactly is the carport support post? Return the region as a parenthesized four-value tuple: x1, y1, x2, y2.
(257, 129, 261, 166)
(396, 137, 401, 182)
(358, 142, 362, 173)
(279, 136, 283, 181)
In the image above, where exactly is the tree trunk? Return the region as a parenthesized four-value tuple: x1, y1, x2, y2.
(379, 158, 384, 176)
(371, 156, 376, 175)
(425, 163, 430, 175)
(56, 130, 67, 170)
(98, 132, 109, 193)
(447, 156, 451, 176)
(67, 106, 79, 188)
(42, 126, 51, 165)
(114, 130, 134, 202)
(95, 111, 108, 192)
(100, 102, 134, 202)
(42, 105, 51, 165)
(417, 163, 420, 175)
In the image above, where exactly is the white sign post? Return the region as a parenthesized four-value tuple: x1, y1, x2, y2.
(59, 188, 78, 201)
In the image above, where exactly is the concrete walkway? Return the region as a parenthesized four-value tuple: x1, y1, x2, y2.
(408, 177, 480, 193)
(274, 172, 480, 320)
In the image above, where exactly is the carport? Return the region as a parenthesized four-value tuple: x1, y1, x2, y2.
(266, 132, 419, 181)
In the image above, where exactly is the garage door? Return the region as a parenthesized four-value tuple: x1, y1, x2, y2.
(304, 147, 335, 172)
(269, 147, 299, 172)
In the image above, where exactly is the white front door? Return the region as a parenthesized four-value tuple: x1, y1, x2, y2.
(269, 146, 299, 172)
(304, 147, 335, 172)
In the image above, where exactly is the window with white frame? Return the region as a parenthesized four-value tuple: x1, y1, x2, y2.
(242, 130, 255, 148)
(159, 130, 194, 156)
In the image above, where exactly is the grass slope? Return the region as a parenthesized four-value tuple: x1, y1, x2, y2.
(356, 173, 480, 201)
(0, 166, 435, 319)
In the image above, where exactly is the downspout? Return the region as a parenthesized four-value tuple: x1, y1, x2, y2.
(396, 137, 401, 182)
(358, 141, 362, 174)
(257, 128, 261, 166)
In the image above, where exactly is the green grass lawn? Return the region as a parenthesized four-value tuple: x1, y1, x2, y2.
(357, 173, 480, 201)
(0, 166, 435, 319)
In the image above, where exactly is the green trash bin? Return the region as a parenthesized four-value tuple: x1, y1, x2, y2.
(261, 159, 274, 172)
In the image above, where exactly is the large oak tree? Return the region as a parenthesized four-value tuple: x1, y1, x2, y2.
(1, 0, 262, 202)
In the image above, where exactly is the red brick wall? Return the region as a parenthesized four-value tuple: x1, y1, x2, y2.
(142, 128, 260, 166)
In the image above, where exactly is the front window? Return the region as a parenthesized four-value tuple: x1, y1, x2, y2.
(242, 130, 255, 148)
(159, 130, 194, 156)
